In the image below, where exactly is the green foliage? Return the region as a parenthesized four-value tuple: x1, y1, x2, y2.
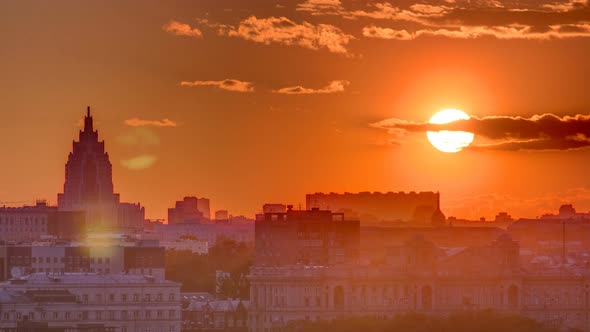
(165, 236, 254, 298)
(288, 310, 581, 332)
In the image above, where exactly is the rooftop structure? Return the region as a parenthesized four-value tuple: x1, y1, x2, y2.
(306, 191, 440, 224)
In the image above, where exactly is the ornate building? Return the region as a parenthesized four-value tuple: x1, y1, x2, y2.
(58, 107, 144, 232)
(249, 233, 590, 332)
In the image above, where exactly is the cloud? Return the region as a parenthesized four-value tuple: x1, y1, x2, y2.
(121, 155, 158, 170)
(542, 0, 588, 12)
(163, 20, 203, 37)
(180, 79, 255, 92)
(372, 113, 590, 151)
(273, 80, 350, 94)
(124, 118, 177, 127)
(297, 0, 344, 15)
(362, 23, 590, 40)
(293, 0, 590, 42)
(117, 128, 160, 147)
(199, 16, 354, 55)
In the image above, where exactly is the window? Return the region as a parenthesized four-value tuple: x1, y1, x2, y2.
(145, 310, 151, 319)
(122, 294, 128, 302)
(83, 294, 88, 302)
(109, 294, 115, 302)
(169, 293, 175, 301)
(133, 294, 139, 302)
(96, 311, 102, 320)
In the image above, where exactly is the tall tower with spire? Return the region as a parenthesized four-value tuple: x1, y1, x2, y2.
(58, 107, 143, 231)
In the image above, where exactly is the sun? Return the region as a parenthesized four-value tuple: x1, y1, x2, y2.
(427, 109, 474, 153)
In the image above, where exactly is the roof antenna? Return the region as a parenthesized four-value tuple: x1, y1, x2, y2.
(87, 106, 91, 117)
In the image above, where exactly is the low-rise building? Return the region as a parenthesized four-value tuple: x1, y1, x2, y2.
(0, 273, 181, 332)
(248, 234, 590, 332)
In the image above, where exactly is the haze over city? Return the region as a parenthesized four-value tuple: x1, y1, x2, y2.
(2, 1, 590, 220)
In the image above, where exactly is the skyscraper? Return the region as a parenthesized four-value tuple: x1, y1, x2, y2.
(58, 107, 144, 232)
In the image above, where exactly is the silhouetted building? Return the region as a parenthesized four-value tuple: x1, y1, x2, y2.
(306, 191, 440, 224)
(215, 210, 229, 221)
(168, 197, 211, 224)
(255, 207, 360, 266)
(262, 204, 287, 214)
(430, 192, 446, 227)
(57, 107, 145, 232)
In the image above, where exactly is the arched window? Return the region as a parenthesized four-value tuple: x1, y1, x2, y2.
(334, 286, 345, 309)
(508, 285, 519, 308)
(422, 285, 433, 310)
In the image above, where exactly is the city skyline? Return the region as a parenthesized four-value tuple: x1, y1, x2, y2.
(1, 1, 590, 220)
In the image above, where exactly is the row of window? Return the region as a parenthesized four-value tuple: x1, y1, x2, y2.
(1, 310, 178, 321)
(9, 256, 112, 264)
(0, 216, 47, 223)
(80, 293, 177, 303)
(31, 267, 111, 273)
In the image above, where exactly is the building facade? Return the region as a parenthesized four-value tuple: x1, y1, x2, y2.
(248, 234, 590, 332)
(0, 243, 165, 281)
(0, 273, 181, 332)
(255, 208, 360, 267)
(0, 201, 86, 243)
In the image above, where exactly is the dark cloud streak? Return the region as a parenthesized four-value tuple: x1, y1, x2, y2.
(372, 113, 590, 151)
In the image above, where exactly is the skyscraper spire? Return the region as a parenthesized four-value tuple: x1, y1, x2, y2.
(84, 106, 94, 132)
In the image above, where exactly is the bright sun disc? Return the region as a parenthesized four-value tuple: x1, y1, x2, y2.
(427, 109, 474, 153)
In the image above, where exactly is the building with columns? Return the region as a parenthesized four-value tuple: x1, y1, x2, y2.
(249, 231, 590, 332)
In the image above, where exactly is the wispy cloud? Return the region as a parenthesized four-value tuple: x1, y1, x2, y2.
(542, 0, 588, 12)
(274, 80, 350, 94)
(124, 118, 177, 127)
(180, 79, 255, 92)
(372, 113, 590, 151)
(199, 16, 355, 55)
(362, 23, 590, 40)
(163, 20, 203, 37)
(297, 0, 344, 15)
(121, 155, 158, 170)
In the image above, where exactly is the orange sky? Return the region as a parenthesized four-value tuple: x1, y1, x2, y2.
(1, 0, 590, 220)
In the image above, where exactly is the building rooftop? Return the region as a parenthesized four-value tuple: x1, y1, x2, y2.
(3, 273, 179, 286)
